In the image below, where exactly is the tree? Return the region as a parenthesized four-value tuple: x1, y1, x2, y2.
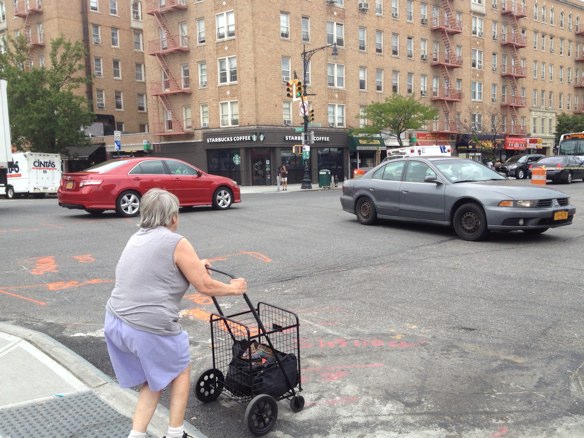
(351, 95, 438, 147)
(554, 113, 584, 145)
(458, 105, 505, 161)
(0, 35, 94, 153)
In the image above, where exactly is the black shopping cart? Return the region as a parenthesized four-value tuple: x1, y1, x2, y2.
(194, 268, 304, 436)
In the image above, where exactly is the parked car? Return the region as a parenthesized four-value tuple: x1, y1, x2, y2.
(529, 156, 584, 184)
(340, 157, 575, 241)
(58, 157, 241, 217)
(498, 154, 545, 179)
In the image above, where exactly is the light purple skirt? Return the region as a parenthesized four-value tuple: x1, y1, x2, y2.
(104, 312, 190, 392)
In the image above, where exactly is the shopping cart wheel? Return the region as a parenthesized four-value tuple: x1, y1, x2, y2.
(194, 368, 224, 403)
(290, 395, 305, 413)
(245, 394, 278, 436)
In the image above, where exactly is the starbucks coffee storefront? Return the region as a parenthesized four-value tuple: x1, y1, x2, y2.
(201, 128, 349, 186)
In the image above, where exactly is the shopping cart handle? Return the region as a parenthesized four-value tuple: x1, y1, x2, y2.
(206, 266, 235, 279)
(206, 266, 254, 311)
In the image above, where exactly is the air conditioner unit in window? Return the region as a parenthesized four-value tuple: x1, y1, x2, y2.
(421, 54, 428, 61)
(492, 98, 497, 102)
(492, 34, 498, 40)
(201, 81, 207, 87)
(392, 12, 398, 18)
(492, 66, 497, 71)
(202, 122, 209, 128)
(329, 122, 336, 128)
(358, 2, 369, 11)
(97, 103, 105, 109)
(568, 78, 572, 83)
(421, 18, 428, 25)
(283, 120, 291, 126)
(420, 90, 427, 96)
(326, 0, 336, 4)
(478, 31, 483, 37)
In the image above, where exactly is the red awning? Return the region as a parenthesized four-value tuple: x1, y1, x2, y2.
(504, 138, 527, 150)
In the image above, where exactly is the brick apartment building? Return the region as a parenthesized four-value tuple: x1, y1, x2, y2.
(3, 0, 584, 185)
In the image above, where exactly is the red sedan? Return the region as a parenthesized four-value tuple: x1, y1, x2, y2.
(58, 157, 241, 217)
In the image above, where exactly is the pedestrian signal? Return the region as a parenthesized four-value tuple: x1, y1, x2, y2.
(292, 145, 302, 154)
(286, 81, 295, 98)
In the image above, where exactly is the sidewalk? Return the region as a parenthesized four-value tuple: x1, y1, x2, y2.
(240, 182, 340, 194)
(0, 323, 205, 438)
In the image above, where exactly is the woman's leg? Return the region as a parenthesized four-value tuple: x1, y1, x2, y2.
(132, 383, 162, 432)
(168, 365, 191, 428)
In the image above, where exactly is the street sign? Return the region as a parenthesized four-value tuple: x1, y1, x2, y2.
(294, 127, 304, 132)
(299, 101, 308, 117)
(114, 130, 122, 151)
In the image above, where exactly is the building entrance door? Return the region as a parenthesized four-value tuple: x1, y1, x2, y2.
(250, 148, 271, 185)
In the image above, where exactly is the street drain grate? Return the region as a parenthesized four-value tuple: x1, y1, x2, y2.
(0, 391, 153, 438)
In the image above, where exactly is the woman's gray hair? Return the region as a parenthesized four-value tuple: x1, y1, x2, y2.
(139, 188, 180, 228)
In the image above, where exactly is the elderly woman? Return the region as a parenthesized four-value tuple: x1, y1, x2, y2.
(104, 188, 247, 438)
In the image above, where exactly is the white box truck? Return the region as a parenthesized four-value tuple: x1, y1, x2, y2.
(0, 80, 12, 191)
(0, 152, 62, 198)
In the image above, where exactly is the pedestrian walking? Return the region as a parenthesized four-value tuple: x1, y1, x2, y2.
(104, 188, 247, 438)
(279, 163, 288, 191)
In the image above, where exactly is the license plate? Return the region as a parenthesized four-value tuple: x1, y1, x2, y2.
(554, 211, 568, 221)
(66, 181, 74, 189)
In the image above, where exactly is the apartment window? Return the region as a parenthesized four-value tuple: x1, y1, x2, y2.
(407, 37, 414, 59)
(301, 16, 310, 42)
(283, 101, 292, 125)
(92, 24, 101, 44)
(568, 41, 572, 57)
(471, 49, 483, 69)
(179, 22, 188, 47)
(491, 83, 497, 102)
(391, 33, 399, 56)
(359, 106, 367, 128)
(183, 105, 192, 129)
(198, 61, 207, 87)
(533, 32, 538, 49)
(281, 57, 291, 82)
(133, 31, 143, 51)
(559, 66, 564, 83)
(93, 57, 103, 77)
(550, 8, 554, 26)
(111, 28, 119, 47)
(392, 70, 399, 93)
(472, 16, 484, 36)
(471, 81, 483, 101)
(540, 90, 545, 108)
(471, 113, 483, 132)
(196, 18, 205, 44)
(541, 34, 545, 51)
(359, 67, 367, 90)
(375, 68, 383, 91)
(132, 1, 142, 21)
(181, 63, 190, 88)
(216, 11, 235, 40)
(114, 91, 123, 110)
(112, 60, 121, 79)
(280, 12, 290, 39)
(532, 118, 537, 133)
(391, 0, 398, 18)
(375, 0, 382, 15)
(137, 93, 147, 112)
(407, 73, 414, 95)
(135, 63, 145, 81)
(305, 60, 311, 85)
(327, 63, 345, 88)
(532, 89, 537, 107)
(0, 2, 5, 23)
(220, 101, 239, 127)
(109, 0, 118, 15)
(375, 30, 383, 54)
(560, 39, 564, 56)
(96, 89, 105, 109)
(358, 27, 366, 51)
(420, 74, 428, 96)
(491, 53, 497, 71)
(218, 56, 237, 84)
(89, 0, 98, 12)
(540, 62, 545, 80)
(406, 0, 413, 22)
(326, 21, 344, 47)
(548, 91, 553, 109)
(559, 93, 564, 110)
(532, 61, 537, 78)
(560, 11, 565, 28)
(548, 64, 553, 81)
(327, 104, 345, 127)
(200, 103, 209, 127)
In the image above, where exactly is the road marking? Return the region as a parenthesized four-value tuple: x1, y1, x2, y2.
(30, 256, 58, 275)
(0, 288, 47, 305)
(72, 254, 95, 263)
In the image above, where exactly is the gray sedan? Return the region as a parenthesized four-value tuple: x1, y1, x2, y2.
(340, 157, 576, 241)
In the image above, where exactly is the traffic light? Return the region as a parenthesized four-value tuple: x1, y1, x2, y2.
(286, 81, 295, 98)
(309, 108, 315, 122)
(292, 145, 302, 154)
(296, 81, 303, 98)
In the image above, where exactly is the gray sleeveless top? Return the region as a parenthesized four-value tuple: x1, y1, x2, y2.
(106, 226, 189, 336)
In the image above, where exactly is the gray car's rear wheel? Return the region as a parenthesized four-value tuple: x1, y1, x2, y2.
(453, 203, 489, 241)
(356, 197, 377, 225)
(212, 187, 233, 209)
(116, 191, 141, 217)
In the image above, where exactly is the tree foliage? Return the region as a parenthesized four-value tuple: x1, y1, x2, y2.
(554, 113, 584, 145)
(0, 35, 93, 153)
(351, 95, 438, 147)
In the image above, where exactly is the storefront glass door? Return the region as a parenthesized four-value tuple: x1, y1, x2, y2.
(250, 148, 271, 185)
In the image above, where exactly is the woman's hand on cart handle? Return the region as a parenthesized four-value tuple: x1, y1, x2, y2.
(201, 259, 211, 269)
(229, 278, 247, 295)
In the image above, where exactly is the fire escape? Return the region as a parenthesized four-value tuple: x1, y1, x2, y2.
(145, 0, 190, 136)
(573, 19, 584, 113)
(430, 0, 462, 134)
(500, 0, 527, 134)
(14, 0, 44, 62)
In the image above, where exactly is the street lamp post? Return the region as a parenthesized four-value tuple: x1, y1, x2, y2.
(300, 43, 338, 189)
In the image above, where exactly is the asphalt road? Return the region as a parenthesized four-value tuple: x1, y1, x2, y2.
(1, 181, 584, 437)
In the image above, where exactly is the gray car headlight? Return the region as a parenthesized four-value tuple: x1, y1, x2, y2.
(498, 200, 537, 208)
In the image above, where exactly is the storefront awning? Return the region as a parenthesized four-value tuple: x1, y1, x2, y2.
(66, 144, 105, 158)
(348, 134, 386, 151)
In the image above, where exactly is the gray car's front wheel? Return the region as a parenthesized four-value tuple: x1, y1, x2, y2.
(453, 202, 489, 241)
(516, 169, 526, 179)
(356, 197, 377, 225)
(116, 191, 141, 217)
(212, 187, 233, 209)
